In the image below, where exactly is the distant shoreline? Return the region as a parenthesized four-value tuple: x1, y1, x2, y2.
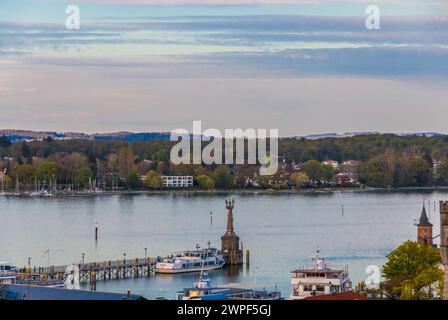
(2, 186, 448, 198)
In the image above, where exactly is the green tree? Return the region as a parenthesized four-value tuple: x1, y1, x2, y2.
(11, 164, 35, 185)
(302, 160, 323, 183)
(291, 172, 309, 190)
(145, 170, 163, 189)
(126, 171, 143, 189)
(321, 164, 335, 182)
(36, 161, 58, 182)
(74, 166, 93, 189)
(11, 141, 31, 160)
(364, 154, 395, 188)
(382, 241, 442, 299)
(211, 165, 235, 188)
(1, 175, 13, 191)
(118, 146, 136, 178)
(196, 174, 215, 190)
(256, 175, 270, 189)
(436, 159, 448, 185)
(0, 135, 12, 148)
(56, 152, 89, 186)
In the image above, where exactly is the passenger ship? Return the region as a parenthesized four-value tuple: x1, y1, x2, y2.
(0, 262, 16, 284)
(155, 247, 225, 274)
(290, 251, 352, 299)
(176, 270, 282, 300)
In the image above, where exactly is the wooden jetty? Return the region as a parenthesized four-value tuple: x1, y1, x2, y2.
(17, 257, 158, 284)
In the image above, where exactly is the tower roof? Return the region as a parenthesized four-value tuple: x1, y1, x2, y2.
(418, 205, 433, 227)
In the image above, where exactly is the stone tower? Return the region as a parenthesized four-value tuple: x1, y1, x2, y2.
(220, 198, 243, 265)
(440, 201, 448, 300)
(417, 205, 433, 247)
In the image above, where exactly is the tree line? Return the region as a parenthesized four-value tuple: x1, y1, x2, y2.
(1, 134, 448, 191)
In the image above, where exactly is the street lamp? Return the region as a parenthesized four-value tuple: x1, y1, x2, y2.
(144, 248, 147, 259)
(28, 257, 31, 267)
(123, 253, 126, 264)
(82, 253, 85, 266)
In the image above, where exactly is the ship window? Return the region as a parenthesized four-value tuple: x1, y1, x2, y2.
(330, 285, 339, 293)
(303, 285, 313, 291)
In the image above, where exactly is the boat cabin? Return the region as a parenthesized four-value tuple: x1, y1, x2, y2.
(290, 253, 351, 299)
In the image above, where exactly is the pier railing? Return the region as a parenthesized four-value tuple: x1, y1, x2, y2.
(17, 257, 159, 284)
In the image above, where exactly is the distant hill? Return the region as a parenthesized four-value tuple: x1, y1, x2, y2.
(297, 132, 446, 140)
(0, 129, 171, 142)
(0, 129, 445, 143)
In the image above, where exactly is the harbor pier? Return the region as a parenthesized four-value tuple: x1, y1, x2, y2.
(16, 257, 158, 285)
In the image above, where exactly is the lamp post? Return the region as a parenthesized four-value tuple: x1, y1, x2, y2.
(27, 257, 31, 268)
(123, 253, 126, 265)
(144, 248, 147, 259)
(82, 253, 85, 266)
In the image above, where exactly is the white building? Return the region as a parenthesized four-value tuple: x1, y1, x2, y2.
(321, 160, 339, 170)
(162, 176, 193, 188)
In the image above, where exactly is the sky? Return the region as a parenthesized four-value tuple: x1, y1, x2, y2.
(0, 0, 447, 136)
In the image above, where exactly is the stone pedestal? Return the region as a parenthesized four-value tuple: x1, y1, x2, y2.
(221, 199, 243, 265)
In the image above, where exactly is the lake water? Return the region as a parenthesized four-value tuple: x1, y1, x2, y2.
(0, 190, 444, 299)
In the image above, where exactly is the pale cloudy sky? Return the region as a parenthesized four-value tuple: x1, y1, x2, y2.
(0, 0, 447, 136)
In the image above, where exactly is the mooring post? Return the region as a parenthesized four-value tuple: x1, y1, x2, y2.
(95, 220, 98, 241)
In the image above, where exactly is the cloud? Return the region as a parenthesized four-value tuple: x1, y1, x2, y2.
(2, 14, 446, 79)
(1, 71, 447, 135)
(74, 0, 444, 5)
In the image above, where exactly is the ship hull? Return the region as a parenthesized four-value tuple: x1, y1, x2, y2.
(156, 262, 225, 274)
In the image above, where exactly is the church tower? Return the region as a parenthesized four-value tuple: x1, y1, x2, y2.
(417, 204, 433, 247)
(220, 198, 243, 265)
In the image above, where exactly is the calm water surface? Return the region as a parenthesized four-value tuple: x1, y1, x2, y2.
(0, 190, 444, 299)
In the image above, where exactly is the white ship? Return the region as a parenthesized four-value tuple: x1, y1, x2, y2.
(156, 246, 225, 274)
(0, 262, 16, 284)
(290, 250, 352, 300)
(176, 272, 282, 300)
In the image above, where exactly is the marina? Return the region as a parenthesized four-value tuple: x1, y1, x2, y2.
(0, 191, 443, 299)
